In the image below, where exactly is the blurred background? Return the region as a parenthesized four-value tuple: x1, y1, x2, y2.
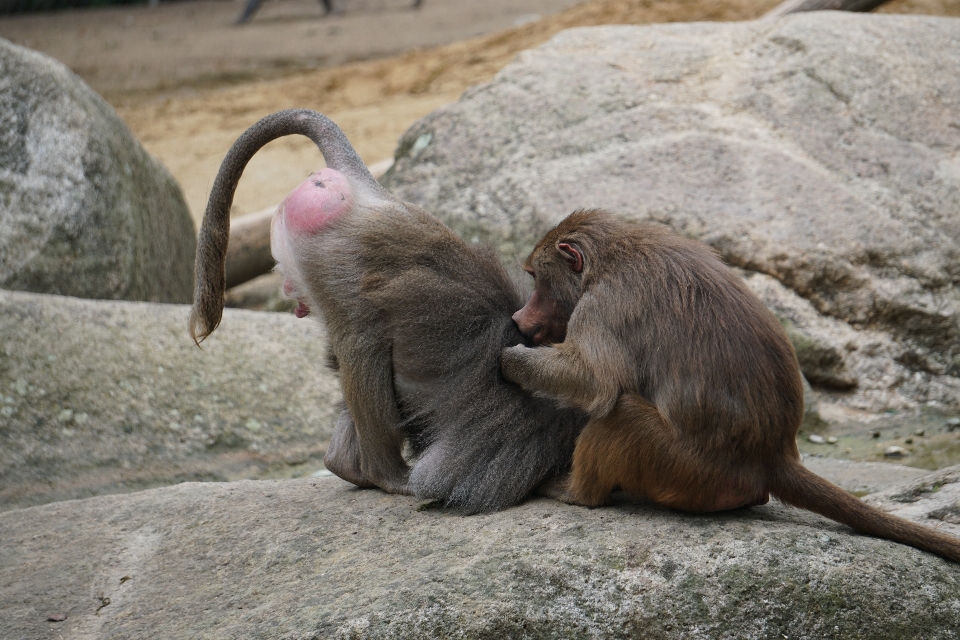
(2, 0, 955, 227)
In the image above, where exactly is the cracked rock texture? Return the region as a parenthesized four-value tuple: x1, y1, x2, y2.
(865, 463, 960, 526)
(0, 38, 195, 303)
(0, 290, 340, 512)
(383, 13, 960, 414)
(2, 470, 960, 639)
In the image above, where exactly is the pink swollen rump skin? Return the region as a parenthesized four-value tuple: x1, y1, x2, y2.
(276, 168, 355, 319)
(280, 168, 354, 236)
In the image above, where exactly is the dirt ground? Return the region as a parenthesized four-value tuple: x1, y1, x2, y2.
(2, 0, 585, 99)
(4, 0, 957, 223)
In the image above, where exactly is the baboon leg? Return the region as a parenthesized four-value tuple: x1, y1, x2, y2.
(323, 410, 375, 488)
(534, 472, 581, 503)
(336, 346, 411, 494)
(569, 395, 766, 512)
(565, 409, 639, 508)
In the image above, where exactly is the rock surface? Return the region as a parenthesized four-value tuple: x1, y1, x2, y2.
(383, 13, 960, 414)
(0, 38, 195, 303)
(865, 463, 960, 527)
(0, 290, 340, 512)
(2, 470, 960, 640)
(802, 455, 931, 495)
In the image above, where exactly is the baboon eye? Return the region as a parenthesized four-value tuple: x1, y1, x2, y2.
(557, 243, 583, 273)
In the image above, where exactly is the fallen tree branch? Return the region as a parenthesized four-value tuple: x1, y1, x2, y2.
(764, 0, 892, 19)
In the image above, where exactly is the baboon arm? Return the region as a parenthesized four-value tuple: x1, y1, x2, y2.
(534, 472, 600, 507)
(335, 341, 410, 494)
(503, 288, 631, 416)
(501, 340, 620, 417)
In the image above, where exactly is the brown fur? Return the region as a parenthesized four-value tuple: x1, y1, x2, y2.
(190, 109, 585, 513)
(502, 208, 960, 563)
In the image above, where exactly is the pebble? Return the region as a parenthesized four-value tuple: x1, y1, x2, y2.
(884, 446, 911, 458)
(871, 431, 881, 438)
(947, 418, 960, 432)
(915, 429, 925, 437)
(808, 434, 825, 444)
(826, 436, 838, 444)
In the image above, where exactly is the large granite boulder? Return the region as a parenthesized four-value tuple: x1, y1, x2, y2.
(382, 13, 960, 414)
(0, 38, 195, 303)
(0, 290, 340, 512)
(2, 468, 959, 639)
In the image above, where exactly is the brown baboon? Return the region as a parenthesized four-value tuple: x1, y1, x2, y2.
(502, 208, 960, 562)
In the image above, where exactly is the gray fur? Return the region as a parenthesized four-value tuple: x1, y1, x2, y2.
(191, 109, 586, 513)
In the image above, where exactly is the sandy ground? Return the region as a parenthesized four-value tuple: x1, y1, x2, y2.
(2, 0, 585, 98)
(3, 0, 956, 224)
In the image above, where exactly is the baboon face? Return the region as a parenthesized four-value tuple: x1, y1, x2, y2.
(513, 239, 584, 345)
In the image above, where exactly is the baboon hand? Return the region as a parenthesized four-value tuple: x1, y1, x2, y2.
(501, 344, 537, 388)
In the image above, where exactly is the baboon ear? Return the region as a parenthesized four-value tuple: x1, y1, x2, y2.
(557, 242, 583, 273)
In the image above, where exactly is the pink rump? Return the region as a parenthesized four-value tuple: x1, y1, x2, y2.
(281, 168, 353, 235)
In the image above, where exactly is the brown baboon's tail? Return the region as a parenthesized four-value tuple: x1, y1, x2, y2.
(769, 458, 960, 563)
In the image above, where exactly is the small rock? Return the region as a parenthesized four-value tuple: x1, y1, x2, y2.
(915, 429, 925, 437)
(884, 446, 911, 458)
(905, 438, 914, 445)
(47, 613, 67, 622)
(808, 434, 826, 444)
(947, 418, 960, 432)
(827, 436, 838, 444)
(872, 431, 881, 439)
